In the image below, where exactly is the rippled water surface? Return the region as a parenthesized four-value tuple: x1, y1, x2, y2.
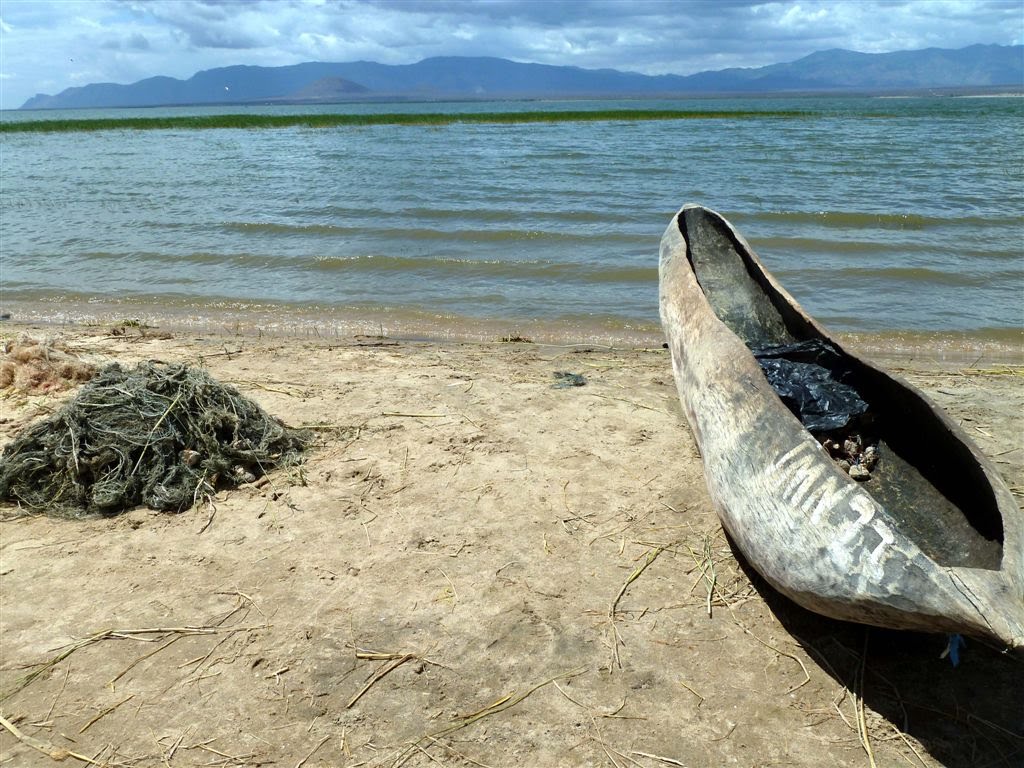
(2, 97, 1022, 339)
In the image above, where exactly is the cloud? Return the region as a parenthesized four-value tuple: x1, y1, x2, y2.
(100, 32, 152, 51)
(1, 0, 1020, 108)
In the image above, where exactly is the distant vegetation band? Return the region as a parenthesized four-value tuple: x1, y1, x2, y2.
(1, 109, 813, 133)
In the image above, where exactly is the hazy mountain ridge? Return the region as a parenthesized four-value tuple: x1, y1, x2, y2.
(20, 43, 1023, 110)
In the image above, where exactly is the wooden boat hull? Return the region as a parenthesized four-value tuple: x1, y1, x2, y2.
(659, 204, 1023, 650)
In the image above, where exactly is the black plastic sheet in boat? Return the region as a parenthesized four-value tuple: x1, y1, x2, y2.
(754, 339, 868, 432)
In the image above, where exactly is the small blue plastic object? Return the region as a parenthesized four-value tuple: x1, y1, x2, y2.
(941, 633, 966, 667)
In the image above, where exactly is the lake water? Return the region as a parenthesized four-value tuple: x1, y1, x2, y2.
(1, 96, 1021, 345)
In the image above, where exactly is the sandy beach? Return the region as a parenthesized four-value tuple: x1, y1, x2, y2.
(1, 320, 1021, 767)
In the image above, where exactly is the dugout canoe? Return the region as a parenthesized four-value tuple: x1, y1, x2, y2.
(659, 204, 1023, 650)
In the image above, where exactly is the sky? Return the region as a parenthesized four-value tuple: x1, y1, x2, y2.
(1, 0, 1021, 108)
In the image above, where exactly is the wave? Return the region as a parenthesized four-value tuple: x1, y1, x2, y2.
(394, 206, 635, 225)
(219, 220, 646, 245)
(68, 250, 659, 284)
(277, 205, 638, 225)
(779, 265, 1023, 288)
(753, 236, 1021, 261)
(738, 210, 1023, 230)
(310, 254, 658, 283)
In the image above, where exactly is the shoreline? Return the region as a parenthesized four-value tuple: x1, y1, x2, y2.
(0, 301, 667, 350)
(2, 299, 1021, 366)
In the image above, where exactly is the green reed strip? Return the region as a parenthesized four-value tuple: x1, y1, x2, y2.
(1, 109, 812, 133)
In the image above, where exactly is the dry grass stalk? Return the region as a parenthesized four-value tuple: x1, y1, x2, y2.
(346, 654, 417, 709)
(684, 534, 718, 617)
(957, 366, 1022, 377)
(78, 694, 134, 734)
(631, 750, 688, 766)
(108, 636, 182, 687)
(674, 524, 811, 693)
(731, 615, 811, 694)
(832, 687, 857, 731)
(824, 636, 926, 768)
(4, 620, 266, 702)
(0, 713, 104, 765)
(589, 507, 657, 546)
(560, 480, 596, 529)
(3, 628, 112, 702)
(677, 678, 705, 706)
(391, 668, 585, 767)
(354, 651, 409, 661)
(608, 547, 665, 669)
(182, 628, 258, 688)
(422, 735, 496, 768)
(648, 527, 734, 606)
(552, 680, 629, 719)
(188, 742, 260, 764)
(591, 719, 644, 768)
(888, 726, 930, 768)
(585, 392, 672, 415)
(245, 381, 308, 397)
(854, 632, 878, 768)
(294, 736, 330, 768)
(610, 547, 666, 615)
(197, 496, 218, 534)
(456, 692, 514, 720)
(437, 569, 459, 606)
(44, 663, 72, 723)
(162, 730, 189, 765)
(708, 721, 738, 742)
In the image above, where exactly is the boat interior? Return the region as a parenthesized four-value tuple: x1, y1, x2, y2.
(676, 207, 1004, 571)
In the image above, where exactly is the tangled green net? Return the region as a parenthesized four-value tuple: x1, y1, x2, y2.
(0, 361, 311, 518)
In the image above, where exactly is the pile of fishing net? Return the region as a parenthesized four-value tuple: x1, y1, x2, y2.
(0, 361, 311, 518)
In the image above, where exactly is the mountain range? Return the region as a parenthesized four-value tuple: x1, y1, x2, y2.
(20, 43, 1023, 110)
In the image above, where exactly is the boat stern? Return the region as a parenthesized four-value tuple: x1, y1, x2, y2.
(948, 568, 1024, 653)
